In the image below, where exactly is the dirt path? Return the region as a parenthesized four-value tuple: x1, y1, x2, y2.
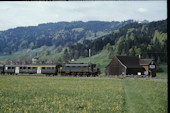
(138, 77, 168, 81)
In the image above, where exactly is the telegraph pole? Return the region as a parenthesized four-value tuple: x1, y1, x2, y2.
(89, 49, 91, 64)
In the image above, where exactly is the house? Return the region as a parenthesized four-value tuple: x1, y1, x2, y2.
(105, 56, 145, 76)
(32, 57, 39, 64)
(139, 59, 156, 77)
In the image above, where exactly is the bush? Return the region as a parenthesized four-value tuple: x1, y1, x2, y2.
(156, 67, 164, 72)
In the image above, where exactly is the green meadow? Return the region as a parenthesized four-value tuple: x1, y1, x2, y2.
(0, 76, 167, 113)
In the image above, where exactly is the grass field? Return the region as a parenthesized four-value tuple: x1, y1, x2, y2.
(0, 76, 167, 113)
(123, 78, 167, 113)
(156, 73, 167, 79)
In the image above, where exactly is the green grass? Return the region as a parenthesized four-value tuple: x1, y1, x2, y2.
(156, 73, 167, 79)
(123, 78, 167, 113)
(0, 76, 167, 113)
(156, 64, 167, 79)
(0, 76, 124, 113)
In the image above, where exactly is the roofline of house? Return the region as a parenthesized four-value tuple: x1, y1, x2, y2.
(117, 57, 127, 69)
(105, 58, 113, 68)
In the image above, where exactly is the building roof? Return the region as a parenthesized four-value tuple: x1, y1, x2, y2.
(117, 56, 143, 68)
(140, 59, 153, 65)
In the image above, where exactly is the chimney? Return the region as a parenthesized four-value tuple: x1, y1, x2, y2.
(138, 54, 141, 65)
(138, 54, 141, 59)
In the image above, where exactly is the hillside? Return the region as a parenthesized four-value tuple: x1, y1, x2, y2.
(69, 19, 167, 64)
(0, 19, 167, 67)
(0, 20, 134, 56)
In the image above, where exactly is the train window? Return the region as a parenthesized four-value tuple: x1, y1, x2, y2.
(5, 67, 8, 70)
(12, 67, 15, 69)
(33, 67, 36, 69)
(47, 67, 51, 70)
(52, 67, 55, 70)
(23, 67, 26, 69)
(8, 67, 11, 69)
(42, 67, 45, 69)
(20, 67, 22, 69)
(28, 67, 31, 69)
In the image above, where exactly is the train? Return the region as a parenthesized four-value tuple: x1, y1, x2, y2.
(0, 63, 100, 76)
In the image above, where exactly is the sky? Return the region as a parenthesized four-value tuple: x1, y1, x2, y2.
(0, 1, 167, 31)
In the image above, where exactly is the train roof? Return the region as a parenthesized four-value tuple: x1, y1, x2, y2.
(5, 64, 57, 67)
(64, 63, 93, 67)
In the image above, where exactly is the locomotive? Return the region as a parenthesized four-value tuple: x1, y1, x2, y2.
(0, 63, 100, 76)
(61, 63, 99, 76)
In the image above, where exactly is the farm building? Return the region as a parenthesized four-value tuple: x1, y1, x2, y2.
(139, 59, 156, 77)
(105, 56, 156, 77)
(32, 57, 39, 64)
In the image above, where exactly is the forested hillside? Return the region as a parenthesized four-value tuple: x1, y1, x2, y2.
(69, 19, 167, 63)
(0, 20, 134, 55)
(0, 19, 167, 65)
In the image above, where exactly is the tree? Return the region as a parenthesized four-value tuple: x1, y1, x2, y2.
(84, 50, 88, 57)
(64, 49, 68, 54)
(157, 56, 161, 65)
(57, 57, 63, 64)
(44, 50, 50, 56)
(74, 50, 79, 59)
(29, 42, 35, 49)
(63, 48, 71, 63)
(108, 49, 114, 59)
(129, 48, 135, 56)
(11, 58, 17, 65)
(134, 47, 141, 56)
(4, 59, 10, 65)
(94, 33, 97, 37)
(56, 45, 62, 53)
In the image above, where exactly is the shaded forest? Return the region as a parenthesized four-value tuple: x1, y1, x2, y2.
(68, 19, 167, 63)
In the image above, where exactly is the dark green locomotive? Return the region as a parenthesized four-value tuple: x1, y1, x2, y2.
(61, 63, 99, 76)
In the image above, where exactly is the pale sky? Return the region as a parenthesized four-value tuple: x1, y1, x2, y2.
(0, 1, 167, 31)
